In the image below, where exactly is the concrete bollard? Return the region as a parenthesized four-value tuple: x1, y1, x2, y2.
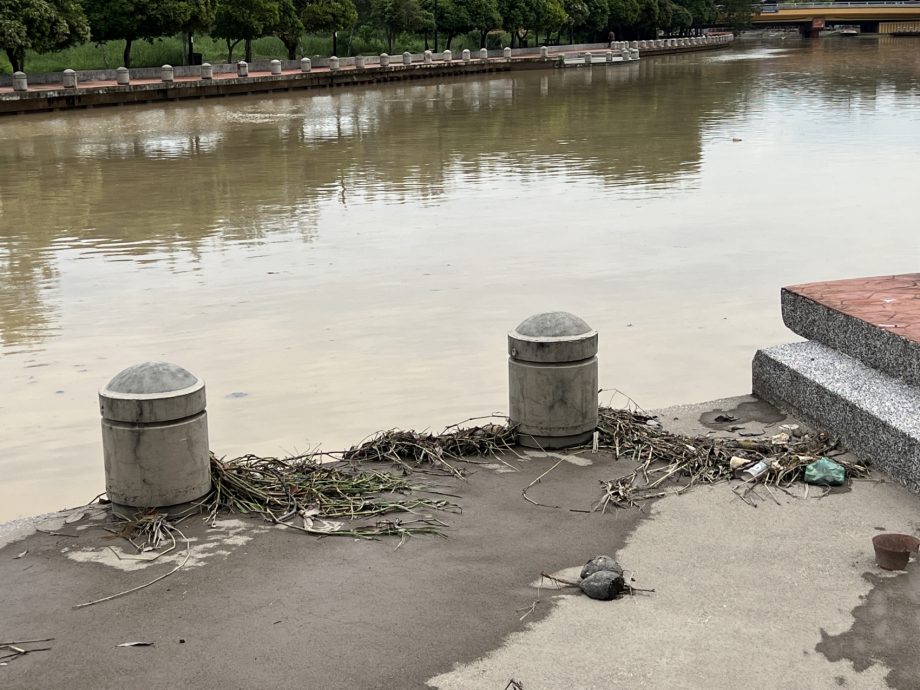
(200, 62, 213, 80)
(508, 312, 598, 449)
(270, 59, 282, 75)
(380, 53, 390, 67)
(355, 55, 366, 69)
(12, 71, 27, 92)
(301, 57, 312, 72)
(424, 50, 433, 64)
(62, 69, 78, 89)
(462, 49, 471, 63)
(403, 51, 412, 65)
(630, 48, 640, 60)
(99, 362, 211, 514)
(443, 49, 452, 62)
(540, 45, 549, 59)
(621, 48, 630, 61)
(639, 40, 646, 49)
(116, 67, 130, 85)
(584, 52, 593, 66)
(480, 48, 488, 60)
(503, 46, 512, 59)
(606, 51, 613, 62)
(630, 41, 639, 49)
(237, 60, 249, 77)
(329, 56, 340, 71)
(161, 64, 174, 82)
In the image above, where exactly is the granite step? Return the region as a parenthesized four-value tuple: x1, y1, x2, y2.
(782, 273, 920, 386)
(753, 340, 920, 495)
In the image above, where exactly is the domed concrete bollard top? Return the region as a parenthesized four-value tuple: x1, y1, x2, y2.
(200, 62, 213, 80)
(12, 71, 28, 92)
(161, 64, 174, 82)
(329, 56, 340, 71)
(403, 51, 412, 65)
(100, 362, 211, 513)
(424, 50, 433, 63)
(503, 46, 512, 59)
(380, 53, 390, 67)
(301, 57, 312, 72)
(116, 66, 130, 85)
(462, 49, 471, 63)
(270, 59, 282, 75)
(237, 60, 249, 77)
(443, 49, 452, 62)
(508, 312, 598, 449)
(480, 48, 488, 60)
(62, 69, 78, 89)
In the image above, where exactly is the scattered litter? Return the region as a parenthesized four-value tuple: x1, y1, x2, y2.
(779, 424, 802, 438)
(736, 461, 768, 482)
(594, 407, 867, 510)
(729, 456, 751, 471)
(580, 555, 623, 579)
(804, 457, 845, 486)
(116, 641, 155, 647)
(771, 432, 790, 445)
(13, 550, 27, 559)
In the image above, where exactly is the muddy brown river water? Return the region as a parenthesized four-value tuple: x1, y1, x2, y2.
(2, 37, 919, 520)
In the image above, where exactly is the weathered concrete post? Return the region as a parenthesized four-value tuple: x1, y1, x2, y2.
(301, 57, 312, 72)
(99, 362, 211, 514)
(621, 47, 630, 61)
(270, 59, 282, 75)
(443, 49, 452, 62)
(237, 60, 249, 77)
(380, 53, 390, 67)
(355, 55, 366, 69)
(116, 67, 130, 85)
(508, 312, 598, 449)
(462, 49, 471, 63)
(630, 41, 639, 49)
(503, 46, 512, 59)
(200, 62, 213, 80)
(424, 50, 433, 63)
(62, 69, 78, 89)
(479, 48, 488, 60)
(540, 45, 549, 59)
(584, 52, 593, 66)
(403, 51, 412, 65)
(12, 72, 27, 92)
(329, 56, 340, 71)
(606, 51, 614, 62)
(630, 48, 640, 60)
(161, 65, 174, 83)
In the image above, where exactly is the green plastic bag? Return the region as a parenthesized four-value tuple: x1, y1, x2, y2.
(804, 457, 845, 486)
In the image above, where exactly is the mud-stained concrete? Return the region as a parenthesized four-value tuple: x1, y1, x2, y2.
(0, 452, 642, 689)
(817, 564, 920, 690)
(428, 397, 920, 690)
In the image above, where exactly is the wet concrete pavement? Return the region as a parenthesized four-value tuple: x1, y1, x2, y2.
(1, 396, 917, 689)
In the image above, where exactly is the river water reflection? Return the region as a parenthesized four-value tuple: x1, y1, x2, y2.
(2, 37, 919, 520)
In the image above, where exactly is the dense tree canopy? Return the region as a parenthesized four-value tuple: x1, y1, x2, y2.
(302, 0, 357, 55)
(212, 0, 280, 61)
(372, 0, 432, 52)
(0, 0, 88, 71)
(4, 0, 745, 71)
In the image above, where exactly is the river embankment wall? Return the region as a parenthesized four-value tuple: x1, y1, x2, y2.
(0, 35, 733, 115)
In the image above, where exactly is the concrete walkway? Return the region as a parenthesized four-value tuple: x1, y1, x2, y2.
(1, 396, 917, 689)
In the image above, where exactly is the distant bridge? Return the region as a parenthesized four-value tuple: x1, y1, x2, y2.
(752, 2, 920, 35)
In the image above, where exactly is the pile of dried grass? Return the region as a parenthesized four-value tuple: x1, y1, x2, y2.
(594, 407, 869, 510)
